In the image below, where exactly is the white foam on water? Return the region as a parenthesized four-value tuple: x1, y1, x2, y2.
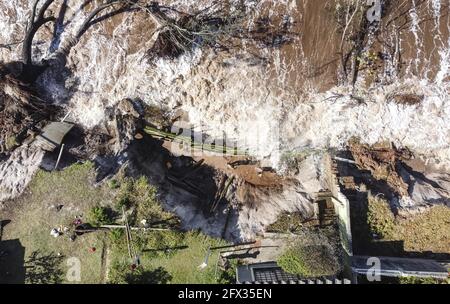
(0, 0, 448, 168)
(0, 1, 449, 232)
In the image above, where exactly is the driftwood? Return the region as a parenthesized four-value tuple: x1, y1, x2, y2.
(144, 1, 297, 60)
(22, 0, 57, 68)
(167, 174, 205, 198)
(211, 175, 234, 213)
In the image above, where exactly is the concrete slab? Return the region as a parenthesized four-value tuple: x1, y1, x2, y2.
(35, 121, 75, 152)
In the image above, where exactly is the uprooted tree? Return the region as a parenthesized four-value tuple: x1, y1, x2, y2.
(0, 0, 295, 154)
(142, 0, 296, 60)
(0, 0, 137, 153)
(18, 0, 137, 83)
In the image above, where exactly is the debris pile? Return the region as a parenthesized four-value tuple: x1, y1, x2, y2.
(348, 140, 412, 197)
(345, 140, 450, 216)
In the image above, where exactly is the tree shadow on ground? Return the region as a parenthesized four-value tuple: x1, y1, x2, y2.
(24, 250, 65, 284)
(125, 267, 172, 284)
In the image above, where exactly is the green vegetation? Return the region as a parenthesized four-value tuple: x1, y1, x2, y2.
(217, 258, 241, 284)
(113, 176, 179, 228)
(109, 231, 230, 284)
(131, 229, 186, 258)
(267, 212, 305, 233)
(114, 180, 131, 210)
(29, 162, 111, 209)
(2, 162, 112, 284)
(108, 176, 235, 284)
(108, 261, 172, 284)
(133, 177, 174, 225)
(24, 251, 65, 284)
(277, 244, 339, 278)
(3, 162, 236, 284)
(399, 276, 449, 285)
(88, 206, 114, 226)
(108, 179, 120, 189)
(391, 206, 450, 253)
(363, 193, 450, 254)
(367, 194, 395, 238)
(5, 135, 18, 150)
(107, 176, 234, 284)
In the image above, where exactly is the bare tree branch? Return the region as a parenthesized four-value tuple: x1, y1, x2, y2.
(22, 0, 57, 67)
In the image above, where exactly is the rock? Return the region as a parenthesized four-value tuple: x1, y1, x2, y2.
(117, 98, 141, 118)
(83, 99, 145, 158)
(0, 144, 45, 203)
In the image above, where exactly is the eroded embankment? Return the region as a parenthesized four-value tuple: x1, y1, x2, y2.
(0, 0, 449, 241)
(1, 1, 448, 169)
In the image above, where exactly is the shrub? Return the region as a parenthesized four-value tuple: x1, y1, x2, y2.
(88, 205, 113, 226)
(115, 176, 176, 227)
(109, 228, 125, 243)
(217, 259, 240, 284)
(115, 194, 130, 210)
(367, 194, 395, 238)
(134, 177, 167, 222)
(277, 245, 338, 278)
(267, 212, 304, 233)
(399, 276, 449, 285)
(109, 179, 120, 189)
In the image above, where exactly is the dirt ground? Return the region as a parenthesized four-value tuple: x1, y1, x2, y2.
(162, 140, 284, 188)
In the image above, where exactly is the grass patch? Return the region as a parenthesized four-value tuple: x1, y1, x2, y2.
(391, 206, 450, 253)
(2, 162, 114, 284)
(109, 231, 230, 284)
(277, 244, 340, 278)
(108, 261, 173, 284)
(3, 162, 235, 284)
(364, 194, 450, 254)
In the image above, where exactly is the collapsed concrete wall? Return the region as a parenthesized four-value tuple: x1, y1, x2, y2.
(323, 154, 353, 257)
